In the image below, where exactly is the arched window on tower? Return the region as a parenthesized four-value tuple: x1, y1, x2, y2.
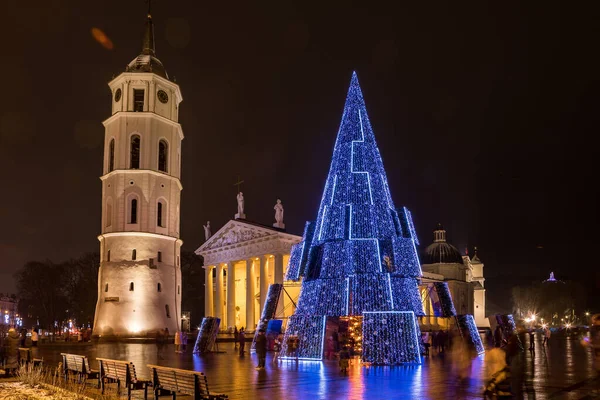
(105, 201, 113, 228)
(109, 139, 115, 172)
(157, 201, 165, 227)
(130, 198, 138, 224)
(157, 283, 162, 292)
(158, 140, 168, 172)
(129, 282, 134, 291)
(130, 135, 140, 169)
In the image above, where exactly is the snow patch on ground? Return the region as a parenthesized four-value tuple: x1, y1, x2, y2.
(0, 381, 93, 400)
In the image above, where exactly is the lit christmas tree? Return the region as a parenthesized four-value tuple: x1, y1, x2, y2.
(282, 72, 424, 364)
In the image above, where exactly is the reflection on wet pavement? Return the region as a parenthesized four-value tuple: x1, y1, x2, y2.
(32, 333, 598, 399)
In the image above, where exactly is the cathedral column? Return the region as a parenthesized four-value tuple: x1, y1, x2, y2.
(204, 266, 214, 317)
(226, 261, 236, 329)
(259, 255, 268, 314)
(245, 259, 255, 330)
(274, 253, 284, 317)
(215, 264, 224, 321)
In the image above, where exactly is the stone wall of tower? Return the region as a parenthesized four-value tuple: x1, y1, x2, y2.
(94, 234, 181, 336)
(93, 69, 184, 339)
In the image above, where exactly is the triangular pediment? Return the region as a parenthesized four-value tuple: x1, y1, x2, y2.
(196, 220, 279, 253)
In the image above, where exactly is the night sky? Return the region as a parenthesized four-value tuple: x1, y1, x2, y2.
(1, 1, 598, 311)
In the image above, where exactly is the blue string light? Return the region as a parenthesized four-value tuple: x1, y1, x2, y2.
(281, 72, 422, 364)
(457, 314, 485, 355)
(362, 311, 421, 364)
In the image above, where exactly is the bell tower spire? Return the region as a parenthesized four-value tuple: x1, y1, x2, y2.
(142, 0, 156, 56)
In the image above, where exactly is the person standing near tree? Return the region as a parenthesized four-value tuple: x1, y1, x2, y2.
(238, 328, 246, 356)
(255, 330, 267, 370)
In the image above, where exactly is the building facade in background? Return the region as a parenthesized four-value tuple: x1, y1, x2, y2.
(93, 11, 184, 338)
(196, 219, 301, 331)
(420, 224, 488, 328)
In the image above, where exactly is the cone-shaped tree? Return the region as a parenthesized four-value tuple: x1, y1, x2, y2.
(282, 72, 424, 363)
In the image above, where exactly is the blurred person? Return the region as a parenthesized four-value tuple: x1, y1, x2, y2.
(339, 345, 350, 373)
(174, 330, 181, 353)
(483, 348, 512, 398)
(505, 332, 524, 397)
(325, 335, 335, 359)
(421, 332, 431, 356)
(528, 329, 535, 351)
(3, 328, 20, 377)
(182, 331, 188, 352)
(432, 330, 439, 353)
(582, 314, 600, 375)
(156, 328, 167, 360)
(238, 328, 246, 356)
(451, 334, 473, 381)
(31, 328, 38, 347)
(273, 334, 282, 363)
(543, 326, 551, 346)
(494, 325, 504, 348)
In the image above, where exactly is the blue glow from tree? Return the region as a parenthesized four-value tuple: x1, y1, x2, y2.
(281, 72, 424, 363)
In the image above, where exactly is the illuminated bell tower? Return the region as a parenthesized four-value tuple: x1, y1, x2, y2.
(92, 10, 184, 338)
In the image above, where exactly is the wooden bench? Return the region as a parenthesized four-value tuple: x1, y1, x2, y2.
(97, 357, 151, 400)
(147, 364, 228, 400)
(60, 353, 100, 387)
(18, 347, 43, 367)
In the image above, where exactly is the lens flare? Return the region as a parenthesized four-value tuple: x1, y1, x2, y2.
(91, 27, 114, 50)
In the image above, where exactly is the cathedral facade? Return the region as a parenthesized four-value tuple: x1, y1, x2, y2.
(419, 224, 488, 328)
(92, 12, 183, 338)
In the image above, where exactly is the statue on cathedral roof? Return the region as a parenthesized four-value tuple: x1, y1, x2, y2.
(236, 192, 246, 219)
(273, 199, 285, 229)
(203, 221, 212, 242)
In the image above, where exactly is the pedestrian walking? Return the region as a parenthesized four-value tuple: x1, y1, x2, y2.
(238, 328, 246, 356)
(528, 329, 535, 351)
(234, 326, 239, 348)
(255, 330, 267, 370)
(543, 327, 551, 346)
(421, 332, 431, 356)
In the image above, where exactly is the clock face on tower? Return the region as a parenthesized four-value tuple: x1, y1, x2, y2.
(157, 90, 169, 104)
(114, 88, 122, 102)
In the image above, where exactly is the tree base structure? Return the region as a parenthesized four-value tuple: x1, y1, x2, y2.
(193, 317, 220, 353)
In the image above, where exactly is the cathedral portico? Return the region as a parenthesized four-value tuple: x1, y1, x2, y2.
(196, 219, 301, 331)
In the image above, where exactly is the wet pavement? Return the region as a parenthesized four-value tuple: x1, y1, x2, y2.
(31, 332, 599, 399)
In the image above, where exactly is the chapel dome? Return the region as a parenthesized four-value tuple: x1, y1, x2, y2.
(421, 224, 465, 264)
